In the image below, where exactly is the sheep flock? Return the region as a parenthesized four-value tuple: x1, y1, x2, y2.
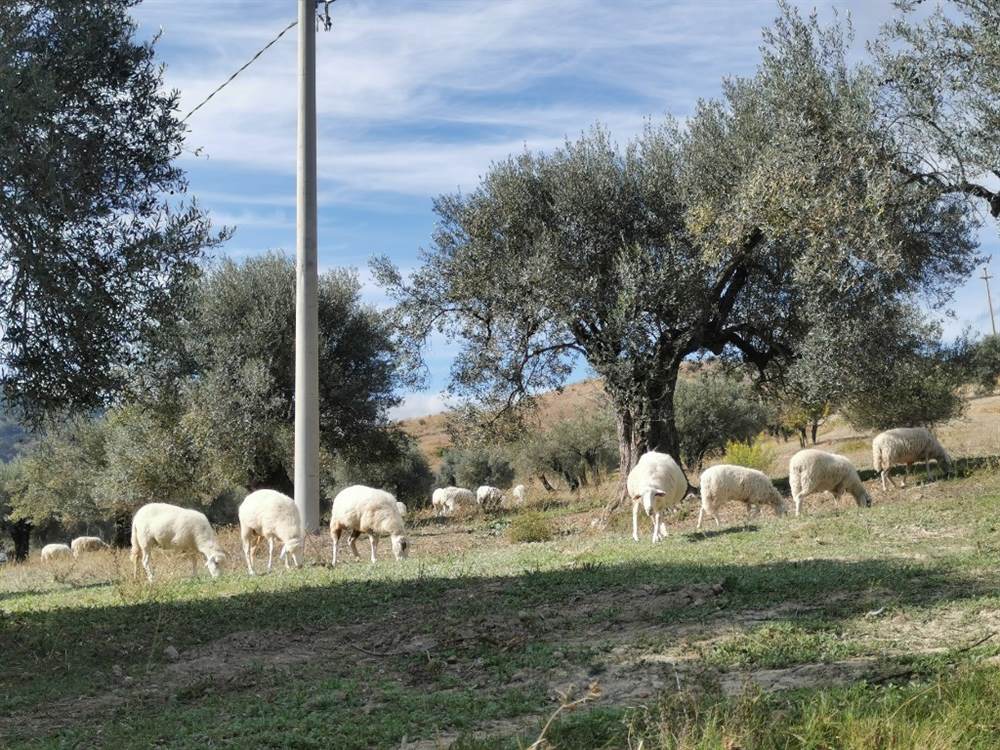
(26, 424, 955, 575)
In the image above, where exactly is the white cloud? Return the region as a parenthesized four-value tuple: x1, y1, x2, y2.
(388, 391, 452, 420)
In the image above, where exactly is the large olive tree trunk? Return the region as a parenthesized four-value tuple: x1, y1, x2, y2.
(9, 519, 32, 561)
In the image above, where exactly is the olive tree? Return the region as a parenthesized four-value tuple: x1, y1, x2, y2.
(375, 8, 977, 506)
(0, 1, 225, 419)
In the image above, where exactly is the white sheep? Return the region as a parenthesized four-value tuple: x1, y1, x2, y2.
(872, 427, 952, 491)
(476, 485, 504, 510)
(396, 501, 407, 516)
(40, 543, 73, 563)
(698, 464, 787, 530)
(431, 486, 475, 516)
(330, 485, 409, 565)
(70, 536, 109, 557)
(789, 449, 871, 516)
(626, 451, 688, 543)
(130, 503, 227, 582)
(512, 484, 527, 505)
(238, 489, 303, 575)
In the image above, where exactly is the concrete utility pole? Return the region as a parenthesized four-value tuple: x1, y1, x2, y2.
(295, 0, 320, 532)
(982, 261, 997, 337)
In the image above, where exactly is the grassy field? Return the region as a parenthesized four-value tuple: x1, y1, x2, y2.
(4, 457, 1000, 748)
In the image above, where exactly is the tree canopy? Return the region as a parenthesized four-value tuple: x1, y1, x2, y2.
(375, 7, 978, 502)
(0, 0, 225, 420)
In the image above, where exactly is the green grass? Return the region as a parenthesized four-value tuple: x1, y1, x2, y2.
(4, 472, 1000, 748)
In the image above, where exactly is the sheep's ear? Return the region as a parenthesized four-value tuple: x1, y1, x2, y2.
(653, 490, 666, 497)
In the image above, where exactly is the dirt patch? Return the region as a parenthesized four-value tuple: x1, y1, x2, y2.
(718, 657, 877, 695)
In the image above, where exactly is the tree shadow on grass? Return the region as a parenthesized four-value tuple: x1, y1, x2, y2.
(2, 555, 997, 746)
(682, 525, 760, 543)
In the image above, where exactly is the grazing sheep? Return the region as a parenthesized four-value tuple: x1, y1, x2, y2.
(789, 449, 872, 516)
(40, 543, 73, 563)
(872, 427, 952, 491)
(238, 489, 303, 575)
(130, 503, 227, 582)
(476, 485, 504, 510)
(626, 451, 688, 543)
(431, 486, 475, 516)
(396, 501, 407, 516)
(70, 536, 109, 557)
(330, 485, 408, 565)
(512, 484, 527, 505)
(698, 464, 786, 530)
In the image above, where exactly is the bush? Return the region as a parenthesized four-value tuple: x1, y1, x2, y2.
(967, 334, 1000, 394)
(327, 434, 434, 508)
(515, 404, 617, 491)
(722, 440, 776, 473)
(675, 370, 772, 471)
(436, 445, 514, 489)
(507, 511, 553, 543)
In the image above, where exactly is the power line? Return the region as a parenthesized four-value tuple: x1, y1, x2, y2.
(181, 19, 298, 123)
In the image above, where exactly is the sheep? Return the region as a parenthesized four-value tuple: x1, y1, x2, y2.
(512, 484, 527, 505)
(130, 503, 226, 582)
(70, 536, 109, 557)
(40, 543, 73, 563)
(396, 501, 407, 516)
(698, 464, 787, 530)
(330, 485, 408, 565)
(238, 489, 303, 575)
(476, 485, 504, 510)
(626, 451, 688, 543)
(872, 427, 952, 491)
(431, 486, 475, 516)
(789, 449, 871, 516)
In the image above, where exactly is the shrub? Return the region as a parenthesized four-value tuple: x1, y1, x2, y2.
(436, 445, 514, 489)
(515, 403, 617, 491)
(675, 370, 773, 471)
(966, 334, 1000, 395)
(507, 511, 553, 543)
(722, 440, 776, 473)
(327, 434, 434, 508)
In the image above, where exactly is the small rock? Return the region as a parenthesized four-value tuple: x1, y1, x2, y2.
(711, 582, 724, 595)
(552, 651, 565, 660)
(122, 676, 133, 686)
(163, 645, 180, 661)
(111, 664, 123, 678)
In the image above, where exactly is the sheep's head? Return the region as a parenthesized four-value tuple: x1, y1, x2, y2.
(391, 533, 409, 561)
(636, 488, 665, 515)
(279, 538, 303, 568)
(856, 489, 873, 508)
(770, 489, 788, 517)
(205, 551, 226, 578)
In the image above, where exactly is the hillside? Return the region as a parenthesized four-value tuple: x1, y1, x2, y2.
(400, 378, 1000, 476)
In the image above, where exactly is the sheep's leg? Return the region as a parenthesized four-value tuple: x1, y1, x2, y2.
(142, 551, 154, 582)
(132, 548, 140, 580)
(902, 463, 910, 488)
(267, 538, 274, 573)
(348, 530, 362, 559)
(651, 512, 660, 543)
(191, 555, 198, 577)
(331, 528, 341, 566)
(632, 500, 640, 543)
(794, 495, 802, 517)
(926, 454, 934, 483)
(369, 534, 378, 563)
(242, 534, 255, 576)
(696, 505, 705, 531)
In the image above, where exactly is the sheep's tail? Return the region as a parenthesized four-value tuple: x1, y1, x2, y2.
(129, 519, 138, 557)
(872, 442, 885, 473)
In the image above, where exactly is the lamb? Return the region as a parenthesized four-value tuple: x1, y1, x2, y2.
(238, 489, 303, 575)
(625, 451, 688, 543)
(512, 484, 527, 505)
(70, 536, 109, 557)
(431, 486, 475, 516)
(130, 503, 227, 582)
(698, 464, 787, 530)
(872, 427, 952, 491)
(789, 449, 871, 516)
(330, 485, 409, 565)
(40, 543, 73, 562)
(476, 485, 504, 510)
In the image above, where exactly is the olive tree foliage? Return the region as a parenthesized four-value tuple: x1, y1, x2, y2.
(0, 459, 31, 560)
(875, 0, 1000, 220)
(515, 403, 618, 492)
(162, 253, 413, 494)
(436, 446, 515, 491)
(324, 433, 433, 509)
(674, 369, 772, 472)
(375, 8, 978, 508)
(966, 334, 1000, 394)
(0, 1, 226, 420)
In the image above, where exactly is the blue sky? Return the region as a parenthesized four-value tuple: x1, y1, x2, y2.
(131, 0, 1000, 419)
